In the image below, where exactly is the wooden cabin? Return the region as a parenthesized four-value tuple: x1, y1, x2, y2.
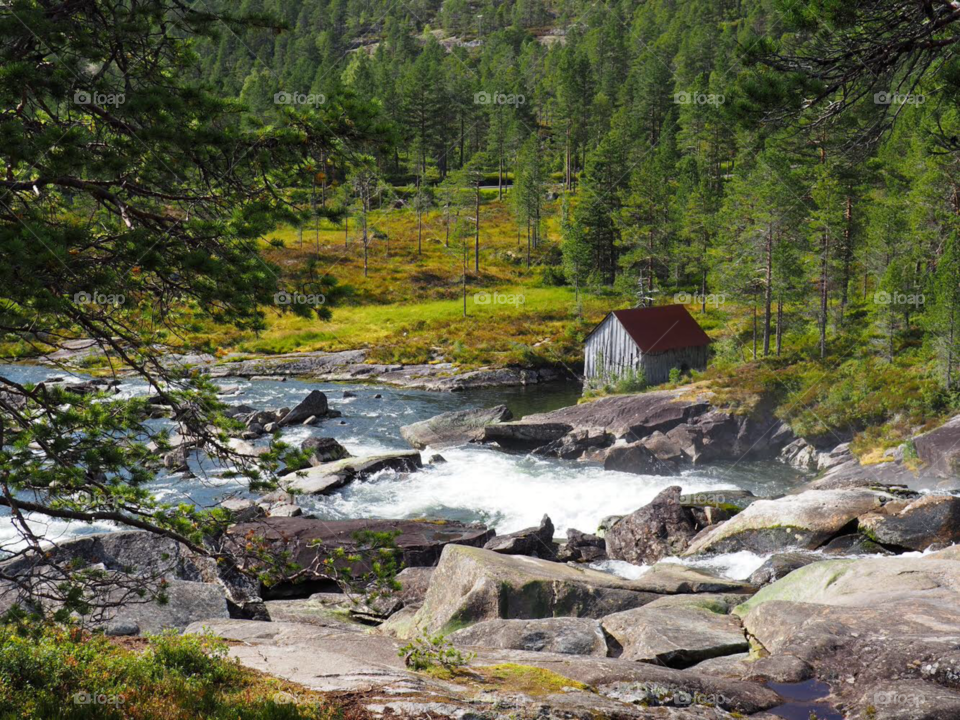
(584, 305, 710, 386)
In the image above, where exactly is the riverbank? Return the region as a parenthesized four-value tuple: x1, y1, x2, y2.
(4, 362, 960, 717)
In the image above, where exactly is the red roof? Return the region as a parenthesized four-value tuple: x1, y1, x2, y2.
(602, 305, 711, 354)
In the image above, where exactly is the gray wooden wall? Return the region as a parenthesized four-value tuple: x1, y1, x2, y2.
(585, 315, 708, 385)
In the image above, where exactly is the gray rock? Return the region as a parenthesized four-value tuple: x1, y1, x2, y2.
(104, 620, 140, 637)
(478, 389, 794, 467)
(605, 486, 703, 564)
(483, 514, 556, 558)
(819, 532, 891, 555)
(400, 405, 513, 449)
(220, 498, 266, 523)
(602, 442, 679, 475)
(163, 447, 190, 472)
(396, 567, 434, 607)
(225, 518, 493, 593)
(601, 603, 749, 668)
(746, 552, 820, 587)
(300, 436, 350, 465)
(480, 421, 573, 450)
(265, 502, 302, 517)
(556, 529, 606, 563)
(283, 450, 422, 494)
(533, 429, 614, 460)
(279, 390, 329, 427)
(449, 617, 608, 656)
(639, 430, 688, 463)
(734, 554, 960, 719)
(858, 493, 960, 551)
(184, 618, 781, 717)
(427, 454, 446, 464)
(683, 488, 890, 556)
(597, 515, 623, 537)
(0, 530, 239, 633)
(913, 413, 960, 477)
(407, 544, 748, 638)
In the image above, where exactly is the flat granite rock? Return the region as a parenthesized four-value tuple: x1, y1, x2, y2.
(408, 544, 751, 638)
(225, 517, 493, 591)
(732, 554, 960, 720)
(400, 405, 513, 449)
(281, 450, 422, 494)
(601, 604, 749, 668)
(683, 488, 890, 555)
(449, 617, 609, 656)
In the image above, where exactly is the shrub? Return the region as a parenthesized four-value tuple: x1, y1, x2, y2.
(399, 633, 473, 673)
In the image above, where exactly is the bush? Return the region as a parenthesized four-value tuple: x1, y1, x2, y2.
(0, 623, 339, 719)
(399, 633, 473, 673)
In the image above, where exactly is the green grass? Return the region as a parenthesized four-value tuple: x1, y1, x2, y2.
(0, 623, 342, 720)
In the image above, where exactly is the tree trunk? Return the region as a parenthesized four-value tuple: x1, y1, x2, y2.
(474, 182, 480, 274)
(776, 294, 783, 357)
(526, 220, 531, 269)
(700, 266, 707, 314)
(838, 195, 853, 327)
(948, 307, 956, 391)
(763, 226, 773, 356)
(820, 231, 830, 359)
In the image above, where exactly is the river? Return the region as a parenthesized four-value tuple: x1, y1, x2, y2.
(0, 365, 807, 578)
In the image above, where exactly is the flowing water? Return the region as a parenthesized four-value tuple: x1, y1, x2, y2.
(0, 364, 808, 577)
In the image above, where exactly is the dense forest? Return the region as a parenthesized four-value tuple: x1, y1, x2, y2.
(196, 0, 960, 391)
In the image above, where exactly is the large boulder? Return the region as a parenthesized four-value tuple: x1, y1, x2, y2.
(912, 413, 960, 477)
(188, 617, 782, 717)
(532, 429, 614, 460)
(282, 450, 422, 494)
(408, 544, 749, 637)
(400, 404, 512, 449)
(858, 493, 960, 551)
(555, 529, 607, 563)
(225, 517, 493, 597)
(605, 486, 702, 564)
(300, 436, 350, 464)
(483, 514, 557, 558)
(683, 488, 890, 555)
(278, 390, 330, 426)
(449, 617, 609, 656)
(602, 443, 679, 475)
(478, 389, 795, 465)
(480, 422, 573, 450)
(601, 599, 749, 668)
(0, 531, 244, 633)
(733, 553, 960, 720)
